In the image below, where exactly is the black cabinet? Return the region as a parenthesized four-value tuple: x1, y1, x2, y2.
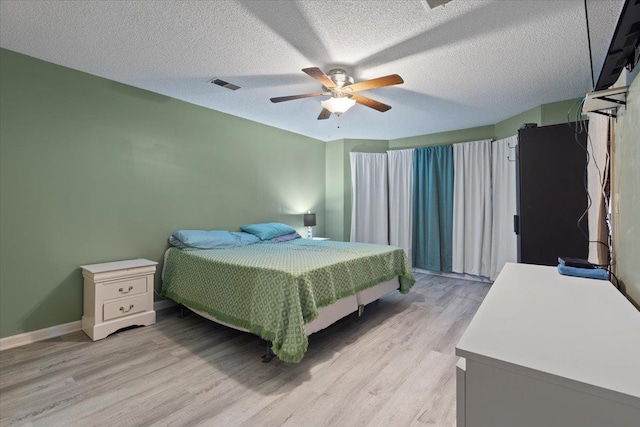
(516, 123, 589, 266)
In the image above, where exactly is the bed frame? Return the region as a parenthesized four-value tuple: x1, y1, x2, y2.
(162, 249, 402, 362)
(182, 277, 399, 361)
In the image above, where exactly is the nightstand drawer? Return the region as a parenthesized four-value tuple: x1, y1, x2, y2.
(102, 277, 147, 301)
(103, 294, 148, 321)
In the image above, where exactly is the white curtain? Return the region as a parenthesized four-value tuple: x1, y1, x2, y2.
(350, 152, 388, 244)
(452, 139, 493, 278)
(387, 149, 414, 262)
(587, 114, 610, 265)
(490, 136, 518, 280)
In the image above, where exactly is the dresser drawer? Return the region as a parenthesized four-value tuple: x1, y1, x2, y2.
(102, 277, 147, 301)
(103, 294, 148, 321)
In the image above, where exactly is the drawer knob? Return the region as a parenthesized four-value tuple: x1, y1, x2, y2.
(119, 304, 134, 313)
(119, 286, 134, 294)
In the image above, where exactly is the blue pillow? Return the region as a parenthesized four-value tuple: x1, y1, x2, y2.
(230, 231, 261, 246)
(264, 232, 302, 243)
(240, 222, 296, 241)
(170, 230, 242, 250)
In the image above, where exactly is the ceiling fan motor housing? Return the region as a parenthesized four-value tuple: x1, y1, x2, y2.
(324, 68, 354, 92)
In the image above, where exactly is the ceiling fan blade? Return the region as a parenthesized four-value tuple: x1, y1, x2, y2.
(302, 67, 337, 89)
(345, 74, 404, 93)
(350, 93, 392, 112)
(318, 108, 332, 120)
(270, 92, 326, 103)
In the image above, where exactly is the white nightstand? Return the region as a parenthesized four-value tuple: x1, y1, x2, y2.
(81, 258, 157, 341)
(311, 237, 330, 241)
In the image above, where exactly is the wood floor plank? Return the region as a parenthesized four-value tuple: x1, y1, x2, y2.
(0, 274, 490, 426)
(371, 350, 456, 427)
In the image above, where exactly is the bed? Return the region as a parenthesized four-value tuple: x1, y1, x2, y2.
(161, 238, 415, 363)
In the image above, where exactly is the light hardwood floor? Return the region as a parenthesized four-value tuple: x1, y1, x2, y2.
(0, 273, 490, 427)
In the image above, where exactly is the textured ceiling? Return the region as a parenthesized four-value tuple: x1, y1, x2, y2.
(0, 0, 625, 141)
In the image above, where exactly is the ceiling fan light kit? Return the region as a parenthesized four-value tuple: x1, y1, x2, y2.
(321, 96, 356, 115)
(270, 67, 404, 120)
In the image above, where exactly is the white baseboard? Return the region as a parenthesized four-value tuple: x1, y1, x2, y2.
(0, 299, 177, 351)
(0, 320, 81, 351)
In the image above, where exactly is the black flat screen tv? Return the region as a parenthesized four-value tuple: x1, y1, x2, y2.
(594, 0, 640, 90)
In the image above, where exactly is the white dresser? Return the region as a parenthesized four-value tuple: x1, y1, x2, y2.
(81, 258, 158, 341)
(456, 263, 640, 427)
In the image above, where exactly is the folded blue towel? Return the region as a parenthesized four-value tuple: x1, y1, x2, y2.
(557, 264, 609, 280)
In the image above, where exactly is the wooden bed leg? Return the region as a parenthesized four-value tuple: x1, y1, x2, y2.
(261, 341, 275, 363)
(358, 304, 365, 318)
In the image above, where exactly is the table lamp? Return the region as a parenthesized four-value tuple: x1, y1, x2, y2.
(304, 211, 316, 239)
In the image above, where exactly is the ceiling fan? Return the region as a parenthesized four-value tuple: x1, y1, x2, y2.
(270, 67, 404, 120)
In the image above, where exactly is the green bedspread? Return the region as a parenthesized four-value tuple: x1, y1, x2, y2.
(161, 239, 415, 363)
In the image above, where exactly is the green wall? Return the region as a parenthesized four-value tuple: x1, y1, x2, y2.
(0, 49, 326, 339)
(390, 99, 583, 149)
(390, 125, 495, 149)
(494, 105, 542, 140)
(612, 68, 640, 306)
(541, 98, 585, 127)
(325, 139, 345, 241)
(494, 99, 585, 139)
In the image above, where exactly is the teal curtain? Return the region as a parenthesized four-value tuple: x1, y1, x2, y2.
(412, 146, 454, 272)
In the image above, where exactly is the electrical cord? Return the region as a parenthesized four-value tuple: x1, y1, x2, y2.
(567, 95, 610, 258)
(570, 98, 592, 241)
(603, 268, 621, 290)
(582, 114, 608, 209)
(578, 98, 612, 254)
(584, 0, 595, 89)
(576, 0, 612, 254)
(558, 3, 617, 285)
(566, 97, 584, 131)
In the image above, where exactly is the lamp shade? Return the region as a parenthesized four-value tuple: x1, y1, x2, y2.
(303, 213, 316, 227)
